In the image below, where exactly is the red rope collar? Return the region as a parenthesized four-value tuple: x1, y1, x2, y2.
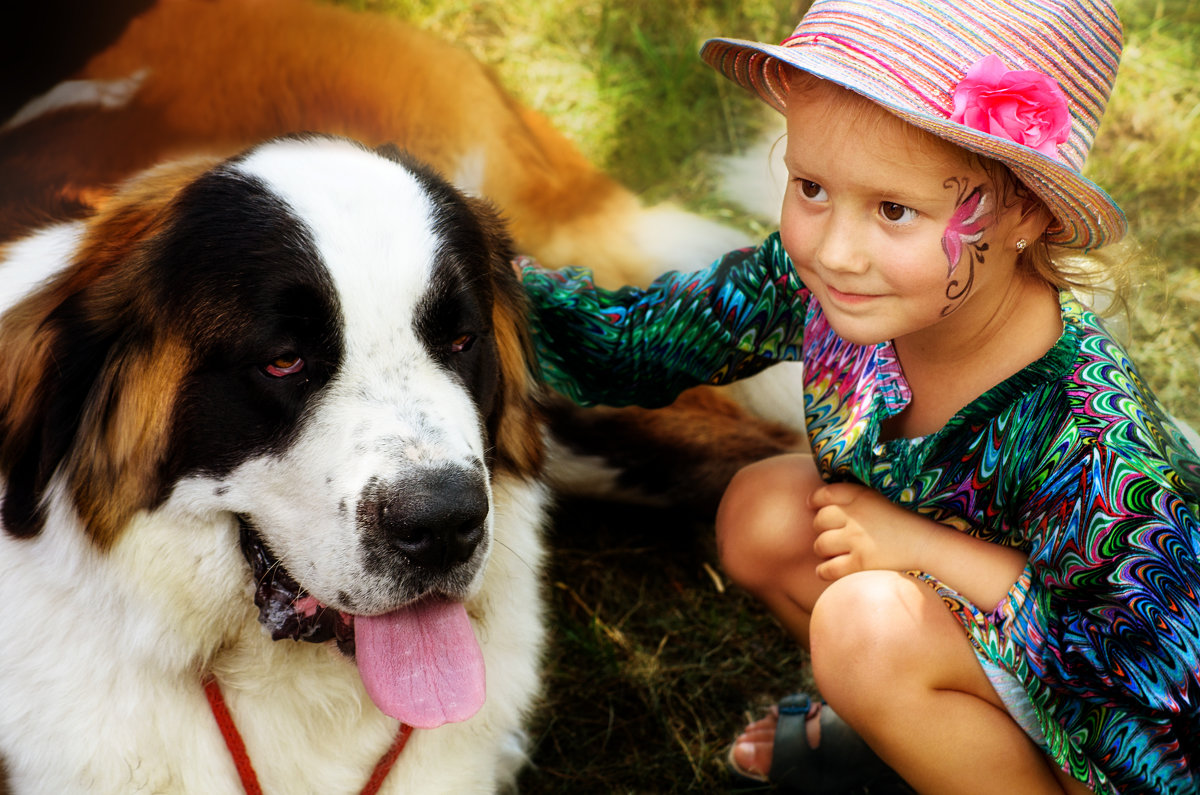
(204, 676, 414, 795)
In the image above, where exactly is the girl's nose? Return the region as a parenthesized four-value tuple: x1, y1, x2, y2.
(814, 212, 869, 275)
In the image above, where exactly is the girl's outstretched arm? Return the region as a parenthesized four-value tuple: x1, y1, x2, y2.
(520, 233, 806, 407)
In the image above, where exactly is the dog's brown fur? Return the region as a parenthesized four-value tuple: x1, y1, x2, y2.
(3, 0, 681, 288)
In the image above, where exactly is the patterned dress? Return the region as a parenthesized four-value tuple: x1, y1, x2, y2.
(521, 233, 1200, 794)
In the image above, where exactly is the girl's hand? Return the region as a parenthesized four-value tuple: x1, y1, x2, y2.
(809, 481, 1030, 608)
(809, 482, 934, 581)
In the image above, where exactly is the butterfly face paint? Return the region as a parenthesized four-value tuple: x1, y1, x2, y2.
(940, 178, 995, 315)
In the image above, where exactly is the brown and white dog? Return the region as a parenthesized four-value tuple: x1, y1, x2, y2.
(0, 134, 552, 792)
(0, 2, 804, 792)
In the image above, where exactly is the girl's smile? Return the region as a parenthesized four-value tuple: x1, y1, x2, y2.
(823, 284, 881, 306)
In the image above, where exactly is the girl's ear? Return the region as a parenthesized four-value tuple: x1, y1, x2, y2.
(1007, 199, 1053, 252)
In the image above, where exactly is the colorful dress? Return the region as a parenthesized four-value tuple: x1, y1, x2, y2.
(521, 233, 1200, 794)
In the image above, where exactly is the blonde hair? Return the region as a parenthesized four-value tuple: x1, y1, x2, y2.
(784, 69, 1133, 316)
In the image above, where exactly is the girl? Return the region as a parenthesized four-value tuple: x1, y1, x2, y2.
(519, 0, 1200, 793)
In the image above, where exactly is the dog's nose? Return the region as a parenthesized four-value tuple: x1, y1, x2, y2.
(363, 467, 488, 571)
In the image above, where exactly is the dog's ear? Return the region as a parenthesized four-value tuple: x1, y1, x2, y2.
(0, 158, 212, 546)
(468, 196, 545, 479)
(0, 289, 68, 539)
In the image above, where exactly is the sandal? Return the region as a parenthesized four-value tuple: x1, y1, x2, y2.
(727, 693, 914, 794)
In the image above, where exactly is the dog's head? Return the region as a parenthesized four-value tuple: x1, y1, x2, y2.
(0, 135, 543, 726)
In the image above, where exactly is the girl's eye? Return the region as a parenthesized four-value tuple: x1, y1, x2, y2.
(449, 333, 475, 354)
(265, 356, 305, 377)
(798, 179, 826, 200)
(880, 202, 918, 223)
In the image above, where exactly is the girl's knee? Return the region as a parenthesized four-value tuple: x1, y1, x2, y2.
(715, 455, 819, 590)
(809, 571, 926, 688)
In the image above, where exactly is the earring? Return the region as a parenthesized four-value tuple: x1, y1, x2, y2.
(1015, 239, 1028, 253)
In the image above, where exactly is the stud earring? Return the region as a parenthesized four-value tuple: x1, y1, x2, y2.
(1015, 239, 1028, 253)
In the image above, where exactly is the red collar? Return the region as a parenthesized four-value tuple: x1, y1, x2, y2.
(204, 676, 413, 795)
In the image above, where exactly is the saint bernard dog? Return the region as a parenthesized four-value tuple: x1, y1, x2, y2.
(0, 135, 548, 793)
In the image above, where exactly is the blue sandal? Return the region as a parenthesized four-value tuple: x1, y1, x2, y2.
(728, 693, 914, 794)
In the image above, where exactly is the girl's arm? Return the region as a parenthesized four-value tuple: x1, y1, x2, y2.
(1017, 442, 1200, 711)
(520, 233, 806, 407)
(815, 447, 1200, 714)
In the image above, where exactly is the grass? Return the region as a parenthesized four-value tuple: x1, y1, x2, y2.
(326, 2, 1197, 792)
(520, 501, 809, 793)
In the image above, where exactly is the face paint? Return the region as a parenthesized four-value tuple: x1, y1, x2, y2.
(940, 178, 994, 315)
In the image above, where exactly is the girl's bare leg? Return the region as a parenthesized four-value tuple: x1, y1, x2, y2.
(809, 570, 1091, 794)
(715, 453, 828, 646)
(717, 458, 1090, 793)
(716, 453, 828, 776)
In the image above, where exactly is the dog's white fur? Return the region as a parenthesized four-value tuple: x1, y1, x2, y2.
(0, 139, 548, 793)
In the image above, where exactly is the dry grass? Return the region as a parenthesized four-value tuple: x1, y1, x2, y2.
(327, 1, 1197, 792)
(518, 500, 809, 793)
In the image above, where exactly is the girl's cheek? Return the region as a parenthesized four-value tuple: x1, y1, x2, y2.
(779, 201, 810, 263)
(938, 180, 995, 314)
(941, 183, 993, 276)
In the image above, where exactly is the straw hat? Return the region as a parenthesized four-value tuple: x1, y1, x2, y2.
(701, 0, 1126, 250)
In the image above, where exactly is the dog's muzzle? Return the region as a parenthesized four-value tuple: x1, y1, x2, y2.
(358, 465, 489, 575)
(237, 462, 494, 728)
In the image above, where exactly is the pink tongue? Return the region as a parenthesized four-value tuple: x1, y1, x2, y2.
(354, 599, 485, 729)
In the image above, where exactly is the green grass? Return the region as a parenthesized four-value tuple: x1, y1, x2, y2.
(328, 2, 1198, 792)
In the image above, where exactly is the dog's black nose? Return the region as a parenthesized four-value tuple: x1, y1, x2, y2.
(361, 467, 488, 571)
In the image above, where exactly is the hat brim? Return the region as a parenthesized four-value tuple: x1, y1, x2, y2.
(702, 37, 1127, 250)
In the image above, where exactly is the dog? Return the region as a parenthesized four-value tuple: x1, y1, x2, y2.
(0, 3, 806, 792)
(0, 135, 549, 792)
(0, 0, 751, 288)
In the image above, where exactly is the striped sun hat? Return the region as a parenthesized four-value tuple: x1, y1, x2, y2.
(701, 0, 1126, 250)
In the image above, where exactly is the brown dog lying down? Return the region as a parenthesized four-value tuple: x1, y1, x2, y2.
(0, 0, 755, 287)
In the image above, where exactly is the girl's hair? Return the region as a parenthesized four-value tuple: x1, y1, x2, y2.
(785, 69, 1133, 317)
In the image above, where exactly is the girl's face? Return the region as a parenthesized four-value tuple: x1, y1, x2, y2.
(780, 79, 1035, 349)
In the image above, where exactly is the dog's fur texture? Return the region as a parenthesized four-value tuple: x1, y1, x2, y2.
(0, 2, 807, 792)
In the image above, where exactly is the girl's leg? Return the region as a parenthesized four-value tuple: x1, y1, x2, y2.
(810, 570, 1091, 794)
(714, 453, 828, 646)
(718, 459, 1090, 792)
(716, 453, 829, 778)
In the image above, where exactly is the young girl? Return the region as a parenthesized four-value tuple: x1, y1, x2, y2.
(520, 0, 1200, 792)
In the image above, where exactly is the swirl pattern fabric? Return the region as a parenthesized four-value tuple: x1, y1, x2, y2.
(521, 232, 1200, 793)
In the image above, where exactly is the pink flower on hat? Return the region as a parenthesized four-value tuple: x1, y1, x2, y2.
(950, 55, 1072, 160)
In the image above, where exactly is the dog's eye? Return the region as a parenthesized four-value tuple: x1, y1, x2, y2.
(264, 355, 305, 377)
(449, 333, 475, 354)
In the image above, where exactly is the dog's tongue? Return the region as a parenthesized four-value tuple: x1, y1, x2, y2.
(354, 599, 485, 729)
